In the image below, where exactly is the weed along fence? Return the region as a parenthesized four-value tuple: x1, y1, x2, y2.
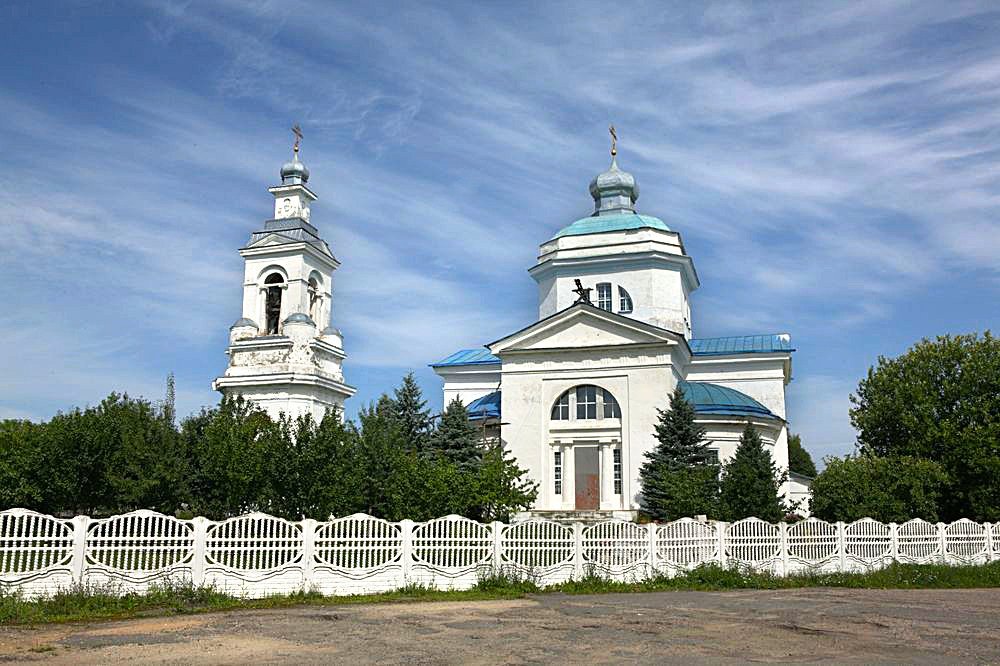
(1, 509, 997, 600)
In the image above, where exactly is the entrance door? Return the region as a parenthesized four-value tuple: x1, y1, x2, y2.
(574, 447, 599, 510)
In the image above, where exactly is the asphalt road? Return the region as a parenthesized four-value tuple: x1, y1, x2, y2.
(3, 588, 1000, 664)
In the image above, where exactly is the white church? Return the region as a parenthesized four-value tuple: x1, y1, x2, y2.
(213, 131, 808, 520)
(431, 136, 804, 519)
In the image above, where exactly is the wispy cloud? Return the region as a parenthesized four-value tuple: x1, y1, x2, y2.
(1, 1, 999, 457)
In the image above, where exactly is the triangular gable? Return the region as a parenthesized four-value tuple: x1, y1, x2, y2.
(489, 303, 683, 354)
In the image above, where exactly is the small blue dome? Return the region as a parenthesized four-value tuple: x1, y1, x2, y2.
(230, 317, 258, 329)
(283, 312, 316, 326)
(678, 381, 779, 419)
(467, 391, 501, 421)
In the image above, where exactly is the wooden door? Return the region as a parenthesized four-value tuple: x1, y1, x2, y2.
(575, 447, 599, 510)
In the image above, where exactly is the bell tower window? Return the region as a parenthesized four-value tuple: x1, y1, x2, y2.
(308, 277, 320, 323)
(264, 272, 284, 335)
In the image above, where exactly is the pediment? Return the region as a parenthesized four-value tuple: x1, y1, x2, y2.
(489, 304, 680, 354)
(248, 232, 296, 248)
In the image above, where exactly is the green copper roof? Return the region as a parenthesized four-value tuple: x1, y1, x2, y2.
(678, 380, 779, 419)
(552, 213, 670, 240)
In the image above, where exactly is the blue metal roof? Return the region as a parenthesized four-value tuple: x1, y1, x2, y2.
(431, 348, 500, 367)
(467, 391, 501, 421)
(689, 334, 793, 356)
(433, 334, 793, 368)
(551, 213, 670, 239)
(678, 380, 779, 419)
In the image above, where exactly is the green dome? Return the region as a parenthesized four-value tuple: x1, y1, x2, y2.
(552, 213, 671, 240)
(678, 380, 779, 419)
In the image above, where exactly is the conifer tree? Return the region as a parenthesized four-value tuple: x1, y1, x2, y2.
(647, 386, 713, 470)
(391, 373, 432, 452)
(639, 386, 719, 520)
(718, 422, 785, 522)
(431, 397, 482, 470)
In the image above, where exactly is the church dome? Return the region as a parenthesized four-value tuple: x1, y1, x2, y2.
(551, 212, 670, 239)
(283, 312, 316, 326)
(589, 153, 639, 216)
(679, 380, 780, 419)
(590, 157, 638, 203)
(280, 157, 310, 185)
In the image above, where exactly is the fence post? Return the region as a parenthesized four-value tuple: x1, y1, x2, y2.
(646, 523, 657, 578)
(491, 521, 503, 577)
(573, 522, 584, 580)
(400, 519, 414, 587)
(937, 522, 948, 565)
(190, 517, 208, 587)
(836, 522, 846, 573)
(70, 515, 89, 586)
(889, 523, 899, 565)
(986, 523, 995, 563)
(301, 519, 317, 592)
(716, 521, 727, 569)
(779, 522, 789, 577)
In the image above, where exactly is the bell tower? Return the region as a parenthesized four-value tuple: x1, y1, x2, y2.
(213, 128, 356, 421)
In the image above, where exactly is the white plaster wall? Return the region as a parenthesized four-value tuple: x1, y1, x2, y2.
(536, 266, 691, 335)
(435, 366, 501, 407)
(225, 384, 348, 423)
(498, 347, 675, 512)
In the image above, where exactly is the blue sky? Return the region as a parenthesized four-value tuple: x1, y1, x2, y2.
(2, 1, 998, 463)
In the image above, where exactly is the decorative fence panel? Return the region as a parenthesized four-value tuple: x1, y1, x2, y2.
(0, 510, 997, 599)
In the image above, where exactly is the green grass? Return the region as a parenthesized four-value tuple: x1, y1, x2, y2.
(4, 561, 1000, 626)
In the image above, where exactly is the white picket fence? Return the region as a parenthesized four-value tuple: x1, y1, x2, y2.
(0, 509, 996, 599)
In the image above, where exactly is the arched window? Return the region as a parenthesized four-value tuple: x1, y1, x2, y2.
(307, 277, 320, 323)
(550, 385, 621, 421)
(618, 286, 633, 313)
(264, 272, 284, 335)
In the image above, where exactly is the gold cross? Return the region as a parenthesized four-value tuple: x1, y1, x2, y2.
(609, 125, 617, 156)
(292, 124, 303, 155)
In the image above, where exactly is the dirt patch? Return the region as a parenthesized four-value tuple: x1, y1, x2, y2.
(2, 589, 1000, 664)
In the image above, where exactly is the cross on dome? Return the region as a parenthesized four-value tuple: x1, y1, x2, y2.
(280, 123, 310, 185)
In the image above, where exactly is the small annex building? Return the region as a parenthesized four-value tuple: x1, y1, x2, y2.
(432, 140, 802, 520)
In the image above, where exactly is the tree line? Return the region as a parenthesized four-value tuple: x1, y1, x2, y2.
(810, 332, 1000, 523)
(0, 374, 537, 522)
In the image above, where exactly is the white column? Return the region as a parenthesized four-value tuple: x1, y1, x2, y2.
(301, 518, 317, 591)
(191, 517, 208, 587)
(70, 515, 89, 585)
(600, 443, 614, 510)
(562, 444, 575, 510)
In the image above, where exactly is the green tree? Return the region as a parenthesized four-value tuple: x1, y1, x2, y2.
(186, 397, 278, 519)
(100, 393, 189, 514)
(787, 433, 817, 478)
(391, 373, 432, 452)
(470, 443, 539, 522)
(809, 455, 949, 523)
(640, 386, 719, 520)
(0, 419, 46, 511)
(850, 332, 1000, 520)
(430, 397, 482, 469)
(718, 423, 784, 522)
